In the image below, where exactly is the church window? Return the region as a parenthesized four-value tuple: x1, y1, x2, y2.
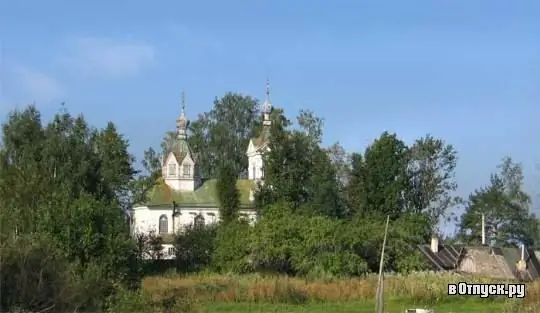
(261, 166, 264, 178)
(239, 213, 249, 222)
(252, 166, 256, 179)
(167, 163, 176, 177)
(158, 215, 168, 234)
(194, 214, 205, 228)
(206, 212, 216, 224)
(183, 164, 191, 177)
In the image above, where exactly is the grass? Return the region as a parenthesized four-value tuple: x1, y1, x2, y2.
(205, 300, 503, 313)
(140, 272, 540, 312)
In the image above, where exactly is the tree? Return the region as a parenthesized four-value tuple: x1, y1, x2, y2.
(360, 132, 410, 220)
(161, 130, 177, 157)
(304, 146, 346, 218)
(174, 224, 217, 273)
(296, 109, 323, 145)
(327, 141, 351, 186)
(93, 121, 138, 209)
(212, 221, 254, 273)
(457, 157, 539, 247)
(187, 93, 260, 178)
(346, 153, 367, 216)
(407, 134, 459, 232)
(216, 162, 240, 224)
(257, 109, 345, 217)
(256, 109, 310, 212)
(0, 105, 144, 312)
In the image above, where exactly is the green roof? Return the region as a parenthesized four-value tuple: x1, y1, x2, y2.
(143, 178, 255, 207)
(251, 125, 271, 148)
(165, 137, 195, 164)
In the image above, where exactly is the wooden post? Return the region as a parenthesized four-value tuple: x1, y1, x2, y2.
(481, 213, 485, 245)
(376, 215, 390, 313)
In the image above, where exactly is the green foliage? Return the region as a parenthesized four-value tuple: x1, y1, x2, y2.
(346, 132, 458, 232)
(303, 146, 346, 218)
(106, 285, 201, 313)
(0, 105, 150, 312)
(216, 162, 240, 224)
(360, 131, 410, 219)
(408, 134, 458, 231)
(174, 224, 218, 273)
(458, 157, 539, 247)
(296, 109, 324, 144)
(257, 110, 345, 217)
(261, 130, 312, 211)
(250, 203, 399, 276)
(0, 233, 111, 312)
(212, 221, 254, 273)
(186, 93, 260, 178)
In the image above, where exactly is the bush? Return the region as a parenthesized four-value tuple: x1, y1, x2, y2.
(212, 221, 254, 273)
(0, 234, 108, 312)
(106, 285, 201, 313)
(174, 223, 218, 273)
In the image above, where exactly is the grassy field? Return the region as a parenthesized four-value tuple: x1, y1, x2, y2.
(140, 272, 539, 313)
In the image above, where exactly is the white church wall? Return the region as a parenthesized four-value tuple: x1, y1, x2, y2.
(132, 206, 258, 237)
(248, 154, 264, 180)
(132, 206, 182, 235)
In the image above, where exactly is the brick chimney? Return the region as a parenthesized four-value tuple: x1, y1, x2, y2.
(430, 235, 439, 253)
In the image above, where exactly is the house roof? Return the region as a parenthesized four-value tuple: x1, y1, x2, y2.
(251, 126, 270, 149)
(165, 137, 196, 165)
(141, 178, 255, 208)
(418, 244, 464, 270)
(418, 243, 540, 281)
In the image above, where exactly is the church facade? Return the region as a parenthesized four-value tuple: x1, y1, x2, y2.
(131, 84, 272, 259)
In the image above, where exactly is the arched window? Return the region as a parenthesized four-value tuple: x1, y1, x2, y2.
(252, 165, 256, 179)
(194, 214, 205, 228)
(158, 215, 168, 234)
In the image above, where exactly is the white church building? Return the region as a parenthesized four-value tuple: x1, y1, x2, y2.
(131, 83, 272, 259)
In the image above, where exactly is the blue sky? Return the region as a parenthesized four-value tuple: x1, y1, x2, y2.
(1, 1, 539, 230)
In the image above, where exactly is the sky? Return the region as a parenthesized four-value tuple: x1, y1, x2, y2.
(0, 1, 539, 232)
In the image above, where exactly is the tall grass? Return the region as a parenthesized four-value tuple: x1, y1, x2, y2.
(142, 272, 539, 311)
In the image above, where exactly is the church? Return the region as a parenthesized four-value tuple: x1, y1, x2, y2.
(131, 82, 273, 259)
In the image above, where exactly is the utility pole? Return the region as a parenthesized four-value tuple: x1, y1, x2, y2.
(376, 215, 390, 313)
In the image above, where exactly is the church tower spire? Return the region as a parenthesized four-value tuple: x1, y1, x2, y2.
(262, 78, 272, 126)
(163, 90, 199, 192)
(176, 90, 188, 140)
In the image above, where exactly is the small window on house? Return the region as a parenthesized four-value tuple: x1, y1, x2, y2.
(183, 164, 191, 177)
(168, 247, 175, 256)
(158, 215, 168, 234)
(260, 166, 264, 178)
(167, 163, 176, 177)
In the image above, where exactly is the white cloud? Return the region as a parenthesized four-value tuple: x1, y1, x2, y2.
(11, 65, 65, 103)
(60, 37, 156, 77)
